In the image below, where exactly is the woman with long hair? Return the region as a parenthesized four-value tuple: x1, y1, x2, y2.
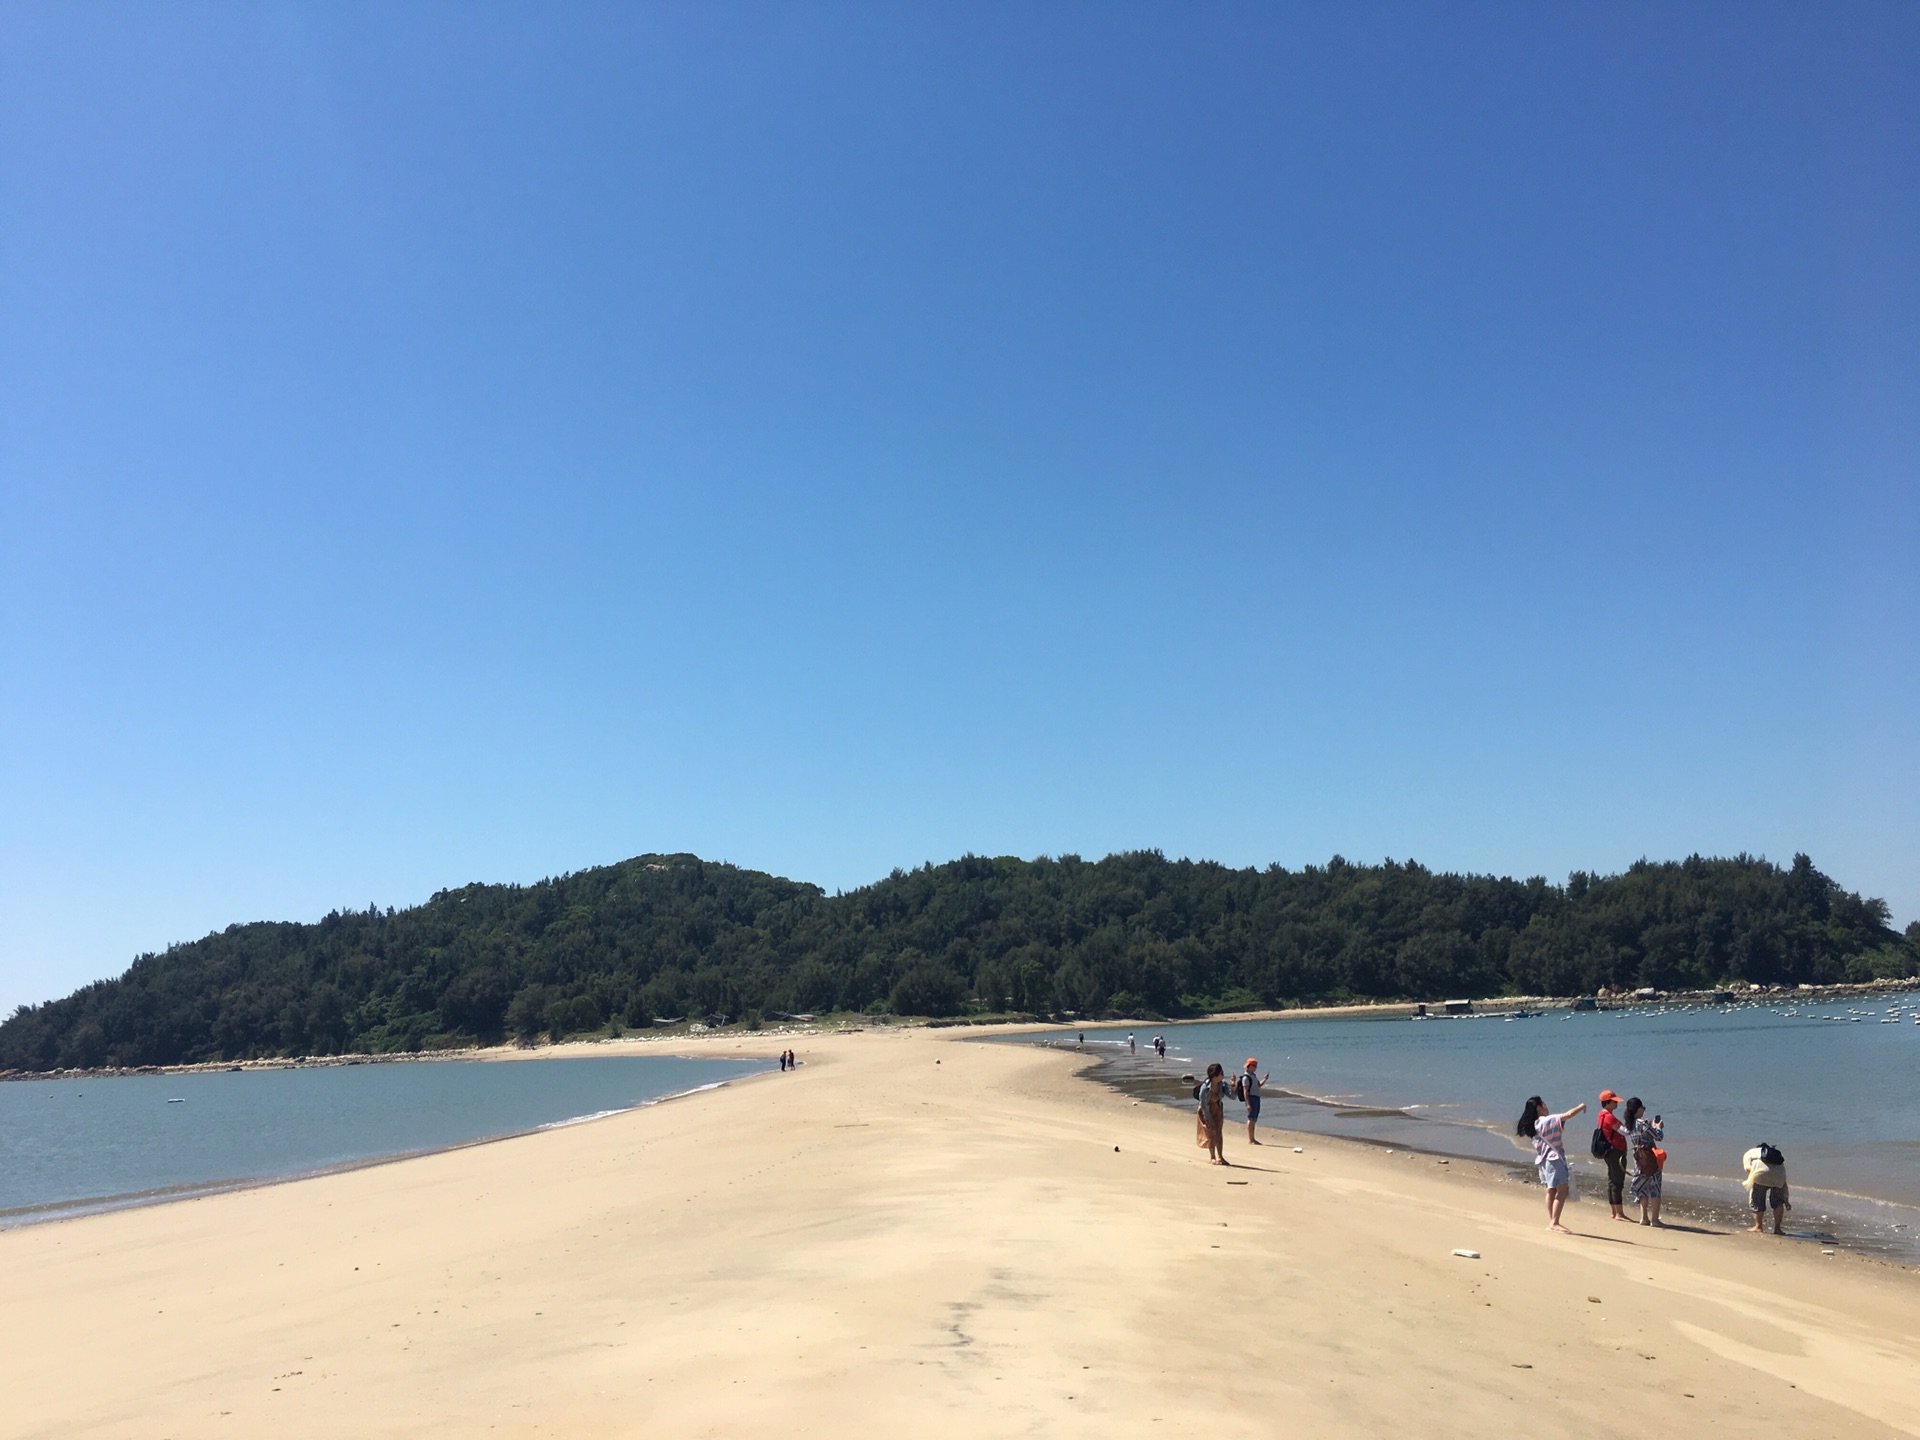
(1622, 1097, 1665, 1226)
(1196, 1062, 1230, 1165)
(1517, 1094, 1586, 1233)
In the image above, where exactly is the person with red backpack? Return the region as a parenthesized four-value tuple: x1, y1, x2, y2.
(1622, 1097, 1666, 1226)
(1591, 1090, 1631, 1222)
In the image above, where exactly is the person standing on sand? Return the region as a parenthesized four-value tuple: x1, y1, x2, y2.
(1622, 1097, 1665, 1226)
(1742, 1142, 1790, 1235)
(1238, 1058, 1270, 1145)
(1517, 1095, 1585, 1233)
(1596, 1090, 1631, 1222)
(1154, 1035, 1165, 1059)
(1196, 1062, 1230, 1165)
(1128, 1032, 1136, 1054)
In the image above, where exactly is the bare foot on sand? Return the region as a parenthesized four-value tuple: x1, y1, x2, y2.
(1549, 1223, 1573, 1234)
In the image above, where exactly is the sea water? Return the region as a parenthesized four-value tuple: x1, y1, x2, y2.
(1039, 997, 1920, 1262)
(0, 1052, 765, 1226)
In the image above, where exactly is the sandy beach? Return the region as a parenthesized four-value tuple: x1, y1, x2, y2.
(4, 1028, 1917, 1438)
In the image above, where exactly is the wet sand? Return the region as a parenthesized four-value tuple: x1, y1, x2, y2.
(2, 1026, 1916, 1437)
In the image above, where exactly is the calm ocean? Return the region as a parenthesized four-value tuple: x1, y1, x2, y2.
(1037, 996, 1920, 1262)
(0, 1052, 765, 1226)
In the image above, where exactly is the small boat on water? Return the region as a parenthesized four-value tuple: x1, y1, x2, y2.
(166, 1097, 184, 1104)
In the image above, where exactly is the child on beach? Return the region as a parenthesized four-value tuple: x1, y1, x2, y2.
(1742, 1143, 1790, 1234)
(1237, 1059, 1269, 1145)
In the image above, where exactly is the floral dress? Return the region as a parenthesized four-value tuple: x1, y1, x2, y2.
(1630, 1116, 1664, 1200)
(1196, 1077, 1226, 1150)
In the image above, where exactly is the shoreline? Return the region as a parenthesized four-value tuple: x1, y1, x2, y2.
(0, 1020, 853, 1083)
(4, 1026, 1918, 1436)
(0, 1065, 771, 1234)
(1060, 1041, 1920, 1271)
(9, 974, 1917, 1083)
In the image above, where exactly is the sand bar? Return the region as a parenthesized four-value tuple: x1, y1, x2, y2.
(3, 1027, 1917, 1438)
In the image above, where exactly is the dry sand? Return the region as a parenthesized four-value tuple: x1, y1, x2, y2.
(3, 1027, 1917, 1438)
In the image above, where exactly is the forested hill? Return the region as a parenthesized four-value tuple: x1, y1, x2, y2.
(4, 851, 1916, 1071)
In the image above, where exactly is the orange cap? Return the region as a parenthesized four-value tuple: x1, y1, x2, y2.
(1598, 1089, 1620, 1103)
(1245, 1058, 1258, 1068)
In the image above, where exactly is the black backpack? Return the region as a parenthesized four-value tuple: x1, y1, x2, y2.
(1589, 1126, 1611, 1159)
(1759, 1142, 1785, 1167)
(1233, 1074, 1248, 1103)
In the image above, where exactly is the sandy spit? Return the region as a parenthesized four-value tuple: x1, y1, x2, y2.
(2, 1027, 1916, 1438)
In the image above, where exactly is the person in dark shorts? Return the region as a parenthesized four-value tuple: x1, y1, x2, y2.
(1596, 1090, 1631, 1221)
(1238, 1058, 1270, 1145)
(1743, 1143, 1791, 1234)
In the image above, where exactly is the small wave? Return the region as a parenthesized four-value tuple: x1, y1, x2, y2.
(540, 1078, 740, 1129)
(536, 1108, 628, 1130)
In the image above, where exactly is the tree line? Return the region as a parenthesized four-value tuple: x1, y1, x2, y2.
(3, 849, 1915, 1071)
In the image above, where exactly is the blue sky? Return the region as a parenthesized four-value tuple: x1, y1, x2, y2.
(3, 3, 1916, 1013)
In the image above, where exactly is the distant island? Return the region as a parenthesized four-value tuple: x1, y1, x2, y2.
(4, 850, 1915, 1071)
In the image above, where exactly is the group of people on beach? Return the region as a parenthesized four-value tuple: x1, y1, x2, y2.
(776, 1049, 797, 1071)
(1520, 1090, 1792, 1236)
(1193, 1058, 1269, 1165)
(1172, 1045, 1797, 1237)
(1518, 1091, 1665, 1232)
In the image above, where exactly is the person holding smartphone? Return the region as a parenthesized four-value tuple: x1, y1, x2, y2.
(1622, 1097, 1665, 1226)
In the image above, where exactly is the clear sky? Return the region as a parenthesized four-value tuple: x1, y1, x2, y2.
(3, 3, 1916, 1015)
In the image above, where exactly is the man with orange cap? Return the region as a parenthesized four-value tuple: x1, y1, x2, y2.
(1238, 1058, 1271, 1145)
(1596, 1089, 1631, 1221)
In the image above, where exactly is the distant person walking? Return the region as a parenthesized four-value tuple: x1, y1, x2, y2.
(1518, 1095, 1586, 1233)
(1742, 1142, 1790, 1235)
(1128, 1031, 1136, 1054)
(1237, 1059, 1269, 1145)
(1153, 1035, 1166, 1059)
(778, 1050, 788, 1072)
(1622, 1097, 1665, 1226)
(1196, 1062, 1230, 1165)
(1595, 1090, 1631, 1222)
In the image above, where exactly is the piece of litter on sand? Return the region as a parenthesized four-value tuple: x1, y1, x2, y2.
(1511, 1363, 1532, 1369)
(1227, 1180, 1248, 1185)
(1293, 1147, 1304, 1153)
(1821, 1249, 1836, 1256)
(1452, 1249, 1481, 1259)
(1437, 1159, 1449, 1165)
(1587, 1296, 1601, 1303)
